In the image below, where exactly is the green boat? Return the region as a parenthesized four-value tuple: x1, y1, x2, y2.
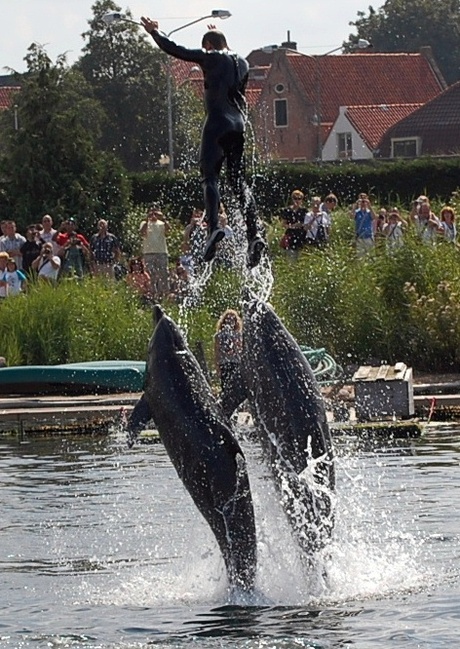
(0, 360, 146, 395)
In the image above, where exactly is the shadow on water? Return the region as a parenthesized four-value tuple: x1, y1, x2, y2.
(178, 604, 363, 640)
(117, 603, 366, 647)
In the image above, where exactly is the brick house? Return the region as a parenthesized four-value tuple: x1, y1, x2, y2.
(378, 80, 460, 158)
(247, 47, 446, 162)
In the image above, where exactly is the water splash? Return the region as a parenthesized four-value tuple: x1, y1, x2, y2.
(176, 202, 273, 337)
(76, 435, 430, 611)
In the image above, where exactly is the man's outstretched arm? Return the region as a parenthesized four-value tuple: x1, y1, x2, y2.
(141, 16, 205, 63)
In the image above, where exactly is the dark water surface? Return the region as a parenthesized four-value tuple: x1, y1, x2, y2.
(1, 423, 459, 648)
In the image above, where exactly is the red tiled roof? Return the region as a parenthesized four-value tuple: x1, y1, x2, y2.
(345, 103, 423, 150)
(288, 52, 444, 124)
(386, 80, 460, 130)
(380, 80, 460, 155)
(246, 88, 262, 110)
(171, 59, 202, 85)
(0, 86, 19, 110)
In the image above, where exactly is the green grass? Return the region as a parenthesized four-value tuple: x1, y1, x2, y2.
(2, 207, 460, 374)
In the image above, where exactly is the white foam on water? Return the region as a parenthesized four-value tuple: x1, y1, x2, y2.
(77, 434, 430, 611)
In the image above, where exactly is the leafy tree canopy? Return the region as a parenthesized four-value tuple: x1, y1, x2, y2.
(0, 44, 130, 235)
(345, 0, 460, 84)
(77, 0, 170, 172)
(77, 0, 204, 172)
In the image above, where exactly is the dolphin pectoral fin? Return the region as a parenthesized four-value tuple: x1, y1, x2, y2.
(127, 394, 153, 447)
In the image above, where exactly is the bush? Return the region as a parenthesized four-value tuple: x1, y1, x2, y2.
(127, 159, 460, 222)
(3, 209, 460, 374)
(0, 278, 152, 365)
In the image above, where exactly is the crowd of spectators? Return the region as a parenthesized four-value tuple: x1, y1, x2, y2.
(0, 207, 194, 305)
(279, 190, 337, 259)
(1, 193, 456, 302)
(0, 215, 124, 298)
(278, 190, 457, 259)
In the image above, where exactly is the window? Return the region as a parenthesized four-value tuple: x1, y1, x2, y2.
(274, 83, 285, 94)
(274, 99, 288, 127)
(391, 137, 420, 158)
(337, 132, 352, 159)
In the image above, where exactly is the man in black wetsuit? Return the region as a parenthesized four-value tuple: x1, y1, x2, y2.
(141, 17, 266, 268)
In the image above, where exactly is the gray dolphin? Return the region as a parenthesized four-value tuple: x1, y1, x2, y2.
(128, 306, 257, 592)
(241, 294, 335, 555)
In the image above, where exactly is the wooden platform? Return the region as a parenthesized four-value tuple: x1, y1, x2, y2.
(1, 387, 460, 438)
(0, 393, 140, 435)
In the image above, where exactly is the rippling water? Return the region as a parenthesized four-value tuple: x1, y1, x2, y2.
(1, 423, 459, 648)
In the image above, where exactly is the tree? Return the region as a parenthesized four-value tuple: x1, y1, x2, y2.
(77, 0, 170, 172)
(0, 44, 130, 235)
(174, 83, 204, 170)
(78, 0, 207, 173)
(345, 0, 460, 84)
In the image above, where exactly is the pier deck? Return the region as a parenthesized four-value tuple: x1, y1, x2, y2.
(1, 378, 460, 436)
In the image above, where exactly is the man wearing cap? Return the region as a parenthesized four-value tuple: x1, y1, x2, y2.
(141, 17, 266, 268)
(53, 218, 89, 248)
(139, 204, 170, 299)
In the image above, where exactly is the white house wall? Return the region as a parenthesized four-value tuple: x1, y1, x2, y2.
(322, 108, 373, 161)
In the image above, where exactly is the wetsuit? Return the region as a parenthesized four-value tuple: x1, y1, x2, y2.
(150, 31, 260, 251)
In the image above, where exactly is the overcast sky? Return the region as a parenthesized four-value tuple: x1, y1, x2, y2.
(1, 0, 373, 73)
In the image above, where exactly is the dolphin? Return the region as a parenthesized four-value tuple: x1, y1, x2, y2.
(128, 305, 257, 592)
(241, 294, 335, 556)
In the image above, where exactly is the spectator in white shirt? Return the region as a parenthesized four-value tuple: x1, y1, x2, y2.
(0, 221, 26, 269)
(31, 243, 61, 282)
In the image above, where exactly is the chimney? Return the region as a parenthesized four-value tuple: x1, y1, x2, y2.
(281, 30, 297, 50)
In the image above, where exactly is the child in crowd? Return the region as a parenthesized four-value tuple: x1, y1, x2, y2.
(5, 258, 26, 295)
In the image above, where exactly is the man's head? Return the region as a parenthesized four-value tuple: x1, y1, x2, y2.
(4, 221, 16, 238)
(67, 218, 77, 232)
(42, 214, 53, 231)
(202, 30, 228, 51)
(311, 196, 321, 211)
(419, 203, 431, 219)
(324, 194, 338, 210)
(389, 208, 401, 222)
(148, 203, 163, 221)
(26, 225, 37, 240)
(98, 219, 108, 233)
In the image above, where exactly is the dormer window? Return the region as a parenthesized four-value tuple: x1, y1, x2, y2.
(391, 137, 420, 158)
